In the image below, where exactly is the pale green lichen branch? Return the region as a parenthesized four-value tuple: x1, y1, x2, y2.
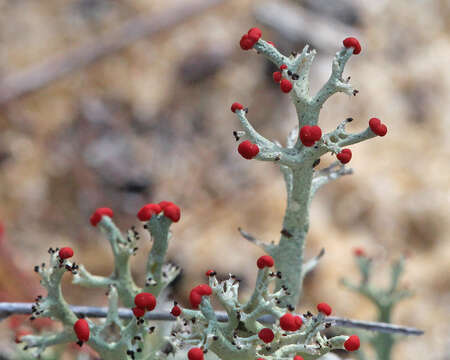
(74, 213, 180, 307)
(310, 162, 353, 198)
(292, 45, 315, 72)
(234, 109, 271, 145)
(143, 214, 181, 296)
(243, 268, 272, 313)
(238, 227, 274, 252)
(73, 265, 113, 287)
(301, 248, 325, 278)
(208, 274, 240, 333)
(34, 252, 78, 325)
(341, 255, 413, 360)
(22, 253, 78, 354)
(335, 127, 376, 148)
(253, 39, 291, 69)
(21, 331, 75, 357)
(73, 217, 139, 307)
(389, 256, 405, 293)
(316, 118, 377, 157)
(292, 47, 317, 106)
(235, 109, 300, 166)
(313, 48, 355, 108)
(99, 285, 123, 332)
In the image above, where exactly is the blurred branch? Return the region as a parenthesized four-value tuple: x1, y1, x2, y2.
(0, 302, 424, 336)
(329, 316, 423, 336)
(0, 0, 225, 105)
(238, 227, 274, 252)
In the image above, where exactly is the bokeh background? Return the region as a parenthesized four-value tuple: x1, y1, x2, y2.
(0, 0, 449, 358)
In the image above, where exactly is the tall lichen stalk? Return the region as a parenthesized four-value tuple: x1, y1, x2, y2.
(234, 37, 381, 306)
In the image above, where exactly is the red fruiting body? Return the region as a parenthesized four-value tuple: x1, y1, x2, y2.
(132, 307, 146, 318)
(280, 79, 293, 93)
(163, 203, 181, 222)
(369, 117, 388, 136)
(134, 292, 157, 311)
(258, 328, 275, 343)
(171, 305, 182, 317)
(256, 255, 275, 269)
(272, 71, 282, 83)
(189, 290, 203, 309)
(247, 27, 262, 42)
(238, 140, 259, 160)
(279, 313, 303, 331)
(231, 102, 244, 113)
(267, 41, 275, 46)
(354, 248, 365, 257)
(337, 148, 352, 164)
(187, 348, 204, 360)
(317, 302, 332, 316)
(195, 284, 213, 295)
(343, 37, 361, 55)
(73, 319, 90, 342)
(59, 247, 74, 260)
(89, 207, 113, 227)
(280, 64, 288, 70)
(299, 125, 322, 146)
(293, 356, 304, 360)
(239, 28, 262, 50)
(137, 203, 162, 221)
(344, 335, 360, 351)
(15, 330, 31, 343)
(205, 269, 215, 276)
(240, 34, 254, 50)
(158, 201, 174, 209)
(189, 284, 213, 309)
(377, 125, 387, 136)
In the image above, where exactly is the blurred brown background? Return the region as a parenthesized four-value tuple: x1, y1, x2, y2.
(0, 0, 449, 358)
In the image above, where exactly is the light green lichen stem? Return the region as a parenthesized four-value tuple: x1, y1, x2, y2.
(243, 268, 269, 313)
(100, 217, 140, 306)
(372, 305, 394, 360)
(21, 330, 75, 355)
(144, 215, 171, 296)
(271, 165, 314, 306)
(42, 264, 78, 325)
(100, 286, 123, 331)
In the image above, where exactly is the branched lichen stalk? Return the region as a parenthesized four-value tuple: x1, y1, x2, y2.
(341, 253, 413, 360)
(18, 204, 182, 359)
(234, 32, 383, 306)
